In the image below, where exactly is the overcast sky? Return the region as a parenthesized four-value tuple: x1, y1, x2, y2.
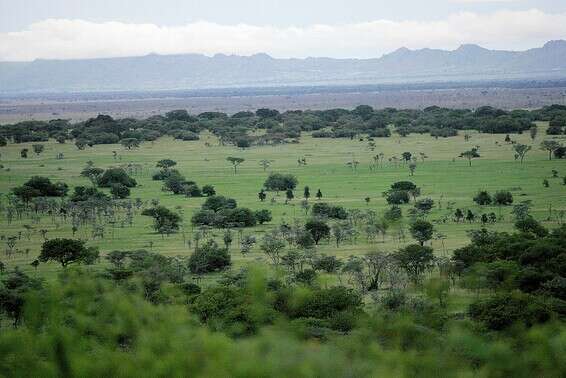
(1, 0, 566, 61)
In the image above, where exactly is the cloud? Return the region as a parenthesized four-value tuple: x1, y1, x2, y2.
(0, 9, 565, 61)
(449, 0, 516, 3)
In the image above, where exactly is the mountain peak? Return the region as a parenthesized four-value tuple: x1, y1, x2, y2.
(456, 44, 487, 53)
(250, 53, 273, 60)
(3, 40, 566, 93)
(543, 40, 566, 49)
(383, 47, 411, 58)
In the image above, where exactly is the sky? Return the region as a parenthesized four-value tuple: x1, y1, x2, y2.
(1, 0, 566, 61)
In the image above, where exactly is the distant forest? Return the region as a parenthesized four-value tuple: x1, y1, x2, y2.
(2, 104, 566, 149)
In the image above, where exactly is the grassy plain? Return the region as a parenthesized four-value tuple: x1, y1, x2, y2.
(0, 123, 565, 283)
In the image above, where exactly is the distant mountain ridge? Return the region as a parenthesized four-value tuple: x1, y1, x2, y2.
(1, 40, 566, 93)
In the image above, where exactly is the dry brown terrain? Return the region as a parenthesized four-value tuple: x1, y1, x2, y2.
(2, 85, 566, 123)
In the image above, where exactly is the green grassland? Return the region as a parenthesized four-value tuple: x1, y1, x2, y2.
(0, 122, 565, 281)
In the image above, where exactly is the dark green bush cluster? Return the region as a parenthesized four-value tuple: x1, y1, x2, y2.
(311, 202, 348, 219)
(191, 195, 271, 228)
(454, 225, 566, 330)
(12, 176, 69, 202)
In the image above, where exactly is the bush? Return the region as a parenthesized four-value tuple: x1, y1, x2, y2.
(71, 186, 110, 202)
(173, 131, 200, 141)
(202, 185, 216, 196)
(312, 130, 334, 138)
(98, 168, 137, 188)
(188, 240, 231, 274)
(415, 198, 434, 212)
(13, 176, 68, 201)
(285, 286, 362, 320)
(141, 206, 182, 234)
(163, 172, 188, 194)
(152, 169, 181, 181)
(385, 190, 410, 205)
(515, 217, 548, 237)
(311, 203, 348, 219)
(110, 183, 131, 199)
(473, 191, 492, 206)
(202, 195, 237, 212)
(264, 173, 298, 192)
(224, 208, 257, 227)
(493, 190, 513, 206)
(254, 209, 272, 224)
(469, 292, 552, 330)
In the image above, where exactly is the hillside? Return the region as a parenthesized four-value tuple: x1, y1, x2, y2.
(1, 40, 566, 93)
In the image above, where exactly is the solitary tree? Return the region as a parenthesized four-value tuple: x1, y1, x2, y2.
(513, 143, 532, 164)
(258, 189, 267, 202)
(259, 159, 273, 171)
(408, 162, 417, 176)
(263, 173, 298, 193)
(305, 219, 331, 245)
(285, 189, 294, 203)
(529, 126, 538, 141)
(32, 144, 44, 156)
(142, 206, 182, 236)
(460, 148, 480, 166)
(120, 138, 140, 149)
(540, 140, 561, 161)
(39, 238, 99, 267)
(316, 189, 323, 200)
(227, 157, 245, 174)
(473, 191, 492, 206)
(303, 186, 311, 200)
(409, 219, 434, 246)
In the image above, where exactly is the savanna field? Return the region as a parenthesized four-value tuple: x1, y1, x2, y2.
(0, 107, 566, 377)
(1, 123, 565, 277)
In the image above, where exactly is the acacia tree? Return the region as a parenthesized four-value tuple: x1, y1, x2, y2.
(39, 238, 99, 267)
(540, 140, 561, 161)
(260, 230, 286, 267)
(120, 138, 140, 149)
(227, 157, 245, 174)
(460, 148, 480, 166)
(259, 159, 273, 171)
(513, 143, 532, 164)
